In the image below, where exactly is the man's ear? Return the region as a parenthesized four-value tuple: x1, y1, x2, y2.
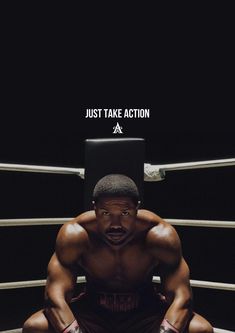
(92, 200, 96, 209)
(136, 201, 141, 209)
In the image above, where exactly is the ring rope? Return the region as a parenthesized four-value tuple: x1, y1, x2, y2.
(152, 277, 235, 291)
(0, 163, 84, 178)
(0, 157, 235, 182)
(144, 158, 235, 181)
(213, 330, 235, 333)
(0, 276, 234, 291)
(1, 217, 235, 228)
(166, 219, 235, 228)
(0, 218, 70, 227)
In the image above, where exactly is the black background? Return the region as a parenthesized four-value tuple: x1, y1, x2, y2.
(0, 4, 234, 331)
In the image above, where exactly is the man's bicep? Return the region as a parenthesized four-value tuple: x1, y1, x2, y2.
(151, 223, 190, 289)
(45, 253, 77, 302)
(160, 258, 192, 303)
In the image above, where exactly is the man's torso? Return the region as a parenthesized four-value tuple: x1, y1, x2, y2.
(74, 210, 161, 293)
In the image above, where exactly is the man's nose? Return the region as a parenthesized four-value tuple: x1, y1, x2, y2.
(110, 215, 121, 226)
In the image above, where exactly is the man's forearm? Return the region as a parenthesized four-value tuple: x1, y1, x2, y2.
(44, 298, 76, 333)
(161, 296, 193, 333)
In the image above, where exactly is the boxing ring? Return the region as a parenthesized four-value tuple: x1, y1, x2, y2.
(0, 155, 234, 332)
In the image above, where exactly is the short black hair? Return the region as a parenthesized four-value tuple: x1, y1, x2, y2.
(92, 174, 140, 205)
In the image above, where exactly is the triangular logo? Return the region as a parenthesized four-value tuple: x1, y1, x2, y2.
(112, 122, 123, 134)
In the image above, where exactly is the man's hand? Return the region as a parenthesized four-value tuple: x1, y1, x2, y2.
(62, 319, 82, 333)
(159, 327, 177, 333)
(159, 319, 179, 333)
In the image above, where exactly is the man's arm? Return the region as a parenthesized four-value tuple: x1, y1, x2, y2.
(148, 221, 193, 333)
(44, 222, 88, 333)
(160, 257, 193, 332)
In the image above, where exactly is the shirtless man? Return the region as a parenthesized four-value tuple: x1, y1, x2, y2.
(23, 174, 213, 333)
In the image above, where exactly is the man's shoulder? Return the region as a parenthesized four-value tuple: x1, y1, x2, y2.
(137, 209, 171, 233)
(142, 212, 181, 264)
(147, 220, 179, 247)
(137, 209, 163, 224)
(65, 211, 96, 233)
(55, 212, 97, 264)
(137, 209, 178, 246)
(57, 211, 96, 247)
(74, 210, 96, 225)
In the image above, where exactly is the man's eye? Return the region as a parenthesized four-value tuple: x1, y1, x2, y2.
(122, 211, 129, 216)
(102, 211, 110, 216)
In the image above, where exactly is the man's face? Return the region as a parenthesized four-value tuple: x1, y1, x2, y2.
(94, 196, 139, 246)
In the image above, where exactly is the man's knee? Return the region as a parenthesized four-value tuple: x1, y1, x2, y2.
(22, 310, 51, 333)
(196, 321, 214, 333)
(188, 314, 214, 333)
(22, 317, 37, 333)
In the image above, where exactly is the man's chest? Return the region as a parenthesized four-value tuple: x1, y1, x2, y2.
(80, 245, 156, 288)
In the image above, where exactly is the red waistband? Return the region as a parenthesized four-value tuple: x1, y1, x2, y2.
(72, 285, 165, 312)
(97, 292, 140, 312)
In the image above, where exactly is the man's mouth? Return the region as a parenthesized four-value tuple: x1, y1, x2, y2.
(105, 228, 126, 240)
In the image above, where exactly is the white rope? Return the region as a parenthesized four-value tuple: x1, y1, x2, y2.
(152, 277, 235, 291)
(213, 329, 235, 333)
(0, 218, 71, 227)
(166, 219, 235, 228)
(0, 158, 235, 182)
(0, 328, 22, 333)
(0, 163, 85, 178)
(0, 276, 86, 289)
(1, 217, 235, 228)
(0, 276, 234, 291)
(160, 158, 235, 171)
(0, 279, 47, 289)
(145, 158, 235, 181)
